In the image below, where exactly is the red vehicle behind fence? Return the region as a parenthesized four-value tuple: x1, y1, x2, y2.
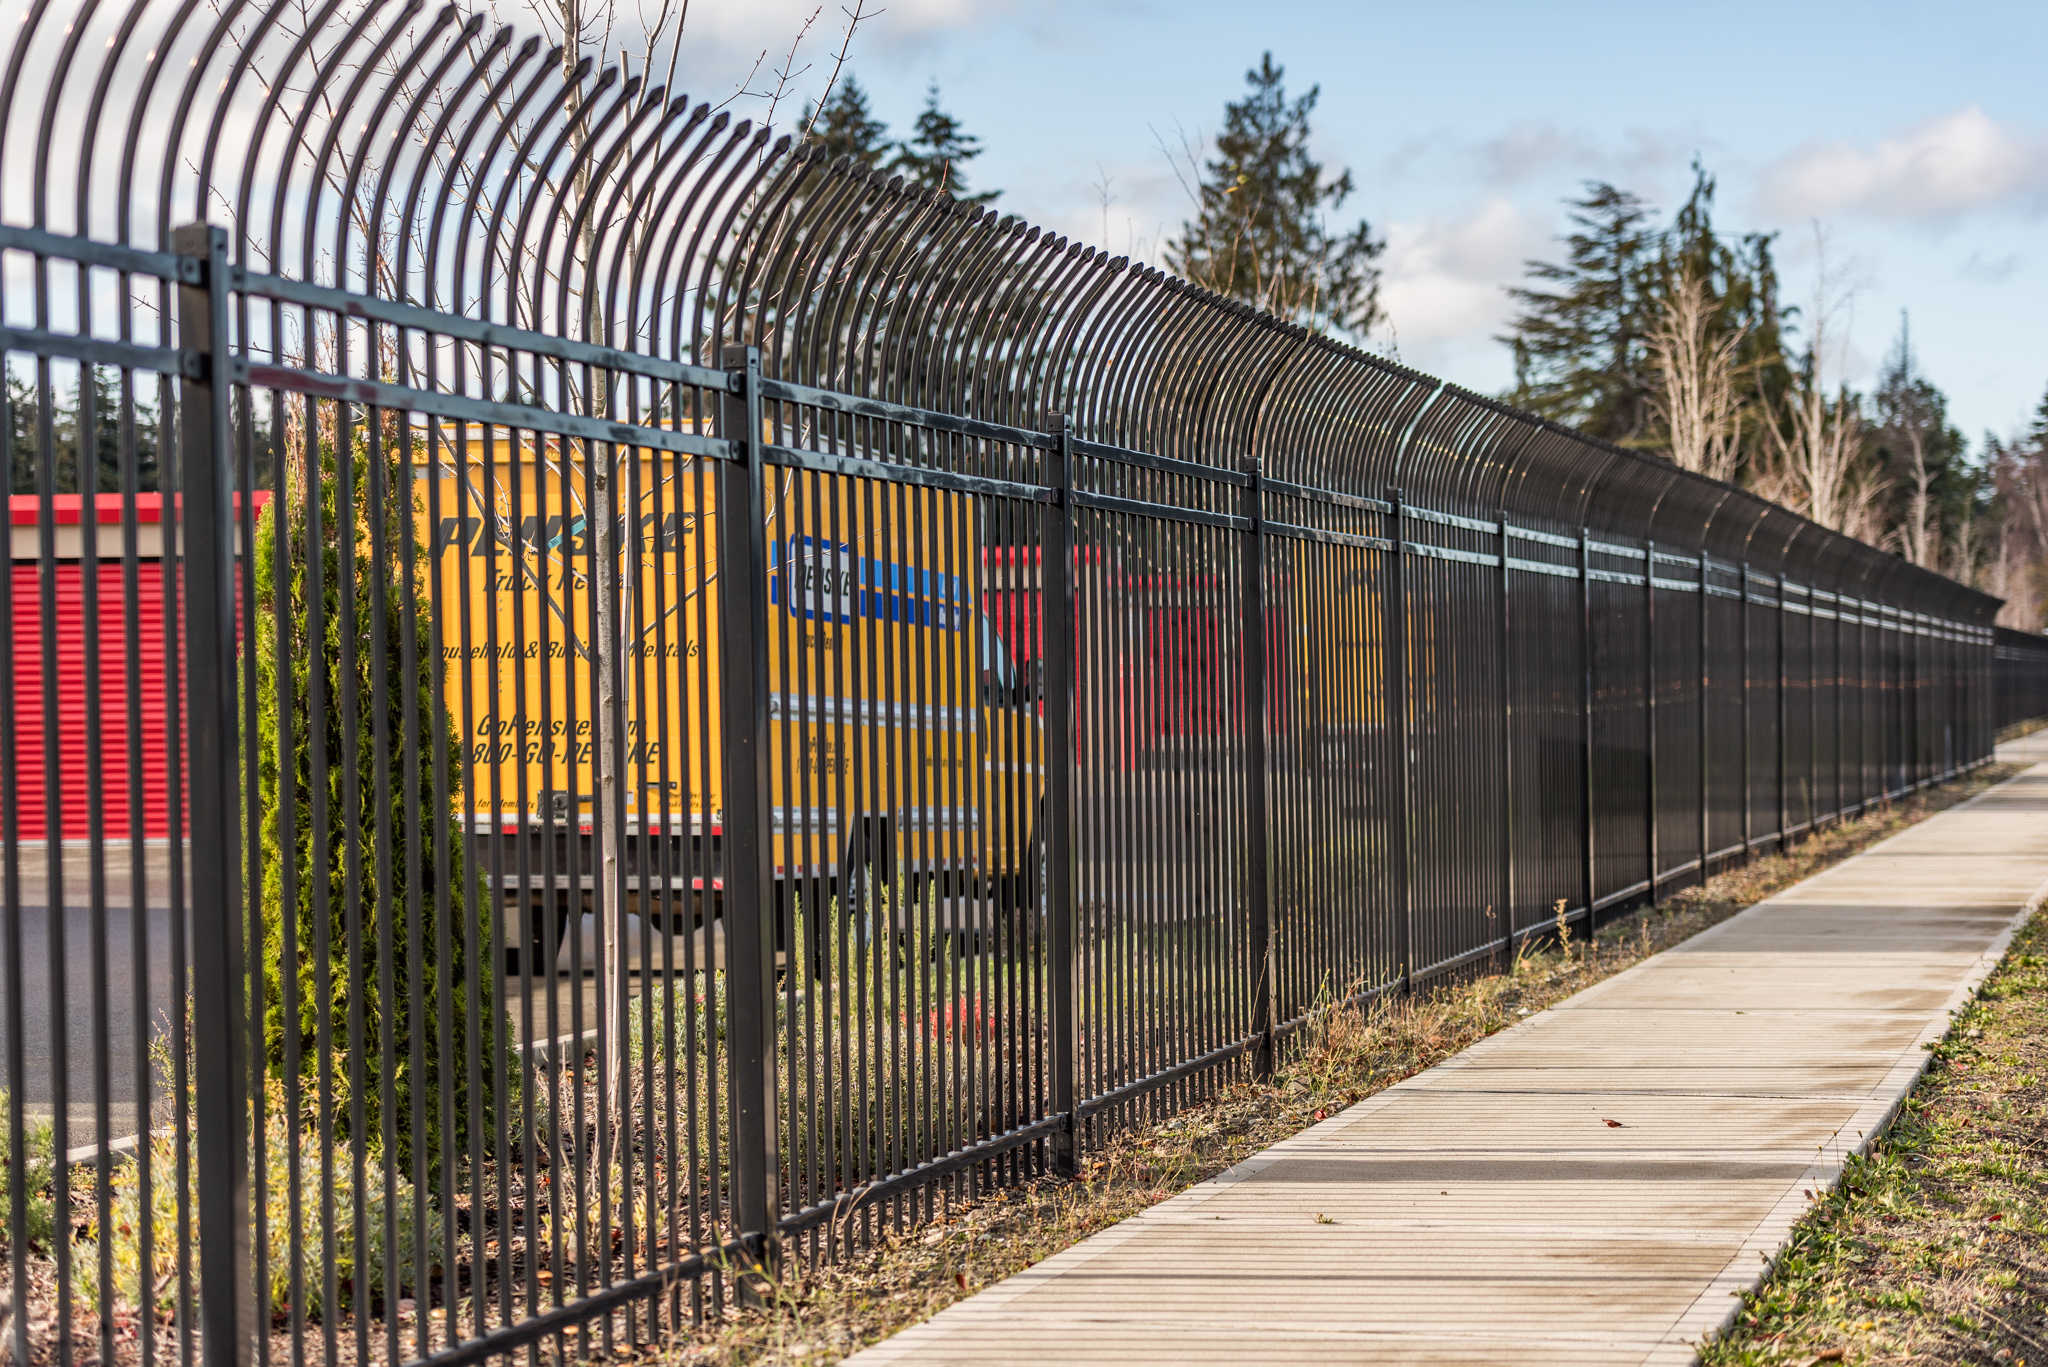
(980, 546, 1287, 771)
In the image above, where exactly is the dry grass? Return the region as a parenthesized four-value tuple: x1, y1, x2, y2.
(1701, 898, 2048, 1366)
(657, 763, 2024, 1366)
(2000, 715, 2048, 744)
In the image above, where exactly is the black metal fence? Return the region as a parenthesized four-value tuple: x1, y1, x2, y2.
(1996, 627, 2048, 733)
(0, 2, 2014, 1364)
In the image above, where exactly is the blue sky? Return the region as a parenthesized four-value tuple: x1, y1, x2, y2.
(658, 0, 2048, 447)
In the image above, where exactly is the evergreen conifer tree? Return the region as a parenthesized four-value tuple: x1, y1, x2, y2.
(6, 369, 160, 494)
(1165, 53, 1383, 336)
(888, 83, 997, 204)
(803, 74, 891, 169)
(1502, 183, 1659, 443)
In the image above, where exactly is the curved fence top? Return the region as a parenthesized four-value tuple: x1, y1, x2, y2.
(0, 0, 2001, 624)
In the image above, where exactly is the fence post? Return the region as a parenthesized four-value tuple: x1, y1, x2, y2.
(1777, 567, 1788, 845)
(1241, 456, 1273, 1076)
(1867, 602, 1875, 807)
(717, 345, 779, 1277)
(1044, 415, 1079, 1175)
(1645, 539, 1658, 905)
(1809, 577, 1819, 817)
(1389, 488, 1412, 993)
(1579, 526, 1595, 927)
(1498, 509, 1512, 968)
(1860, 599, 1870, 808)
(1843, 573, 1859, 811)
(1914, 613, 1927, 786)
(173, 223, 252, 1367)
(1697, 549, 1710, 884)
(1741, 562, 1753, 858)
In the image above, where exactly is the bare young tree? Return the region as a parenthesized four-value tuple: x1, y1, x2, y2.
(1898, 422, 1937, 567)
(1948, 496, 1983, 587)
(1646, 263, 1744, 483)
(1762, 231, 1883, 537)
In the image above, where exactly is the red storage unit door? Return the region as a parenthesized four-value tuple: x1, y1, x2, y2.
(7, 561, 177, 840)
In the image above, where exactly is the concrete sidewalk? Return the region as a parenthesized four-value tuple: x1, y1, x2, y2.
(848, 748, 2048, 1366)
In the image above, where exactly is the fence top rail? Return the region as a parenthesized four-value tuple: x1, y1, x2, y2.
(234, 265, 739, 393)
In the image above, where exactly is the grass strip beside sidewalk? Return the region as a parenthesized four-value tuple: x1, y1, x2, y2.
(1702, 902, 2048, 1366)
(671, 763, 2025, 1366)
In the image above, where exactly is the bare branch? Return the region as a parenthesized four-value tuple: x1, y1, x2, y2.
(759, 6, 823, 130)
(802, 0, 877, 142)
(710, 47, 768, 114)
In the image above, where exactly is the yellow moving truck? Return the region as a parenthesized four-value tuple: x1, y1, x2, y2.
(420, 437, 1045, 967)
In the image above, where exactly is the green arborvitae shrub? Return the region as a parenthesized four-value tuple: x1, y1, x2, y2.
(253, 413, 512, 1179)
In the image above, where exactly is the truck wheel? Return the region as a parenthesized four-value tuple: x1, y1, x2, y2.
(840, 858, 916, 968)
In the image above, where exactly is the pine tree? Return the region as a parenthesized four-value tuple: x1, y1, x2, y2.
(802, 73, 891, 169)
(888, 83, 997, 204)
(1165, 53, 1383, 336)
(1502, 183, 1659, 443)
(5, 368, 160, 494)
(254, 410, 514, 1178)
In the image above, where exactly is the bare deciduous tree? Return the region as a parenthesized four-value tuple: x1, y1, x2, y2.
(1897, 421, 1937, 567)
(1646, 263, 1744, 483)
(1761, 230, 1885, 537)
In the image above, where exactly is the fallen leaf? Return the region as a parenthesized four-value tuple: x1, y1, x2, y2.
(954, 1272, 967, 1291)
(1801, 1350, 1845, 1365)
(1314, 1109, 1327, 1121)
(1602, 1119, 1626, 1128)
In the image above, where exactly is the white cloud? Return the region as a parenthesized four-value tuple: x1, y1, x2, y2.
(1474, 123, 1596, 185)
(1374, 196, 1538, 355)
(1761, 106, 2048, 222)
(1960, 250, 2022, 285)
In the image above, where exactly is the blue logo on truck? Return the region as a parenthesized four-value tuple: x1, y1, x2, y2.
(771, 535, 966, 631)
